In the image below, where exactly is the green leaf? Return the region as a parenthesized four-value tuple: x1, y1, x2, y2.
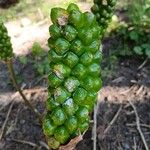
(133, 46, 143, 55)
(19, 56, 28, 65)
(129, 31, 139, 41)
(32, 42, 44, 57)
(145, 48, 150, 58)
(37, 64, 44, 75)
(145, 6, 150, 14)
(141, 43, 150, 49)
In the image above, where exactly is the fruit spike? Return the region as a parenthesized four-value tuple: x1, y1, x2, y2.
(43, 3, 103, 149)
(91, 0, 116, 34)
(0, 21, 13, 61)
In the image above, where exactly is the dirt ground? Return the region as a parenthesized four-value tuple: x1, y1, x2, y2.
(0, 9, 150, 149)
(0, 38, 150, 150)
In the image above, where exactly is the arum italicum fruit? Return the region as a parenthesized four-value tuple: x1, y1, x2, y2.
(0, 20, 42, 122)
(0, 21, 13, 61)
(43, 3, 104, 149)
(91, 0, 116, 34)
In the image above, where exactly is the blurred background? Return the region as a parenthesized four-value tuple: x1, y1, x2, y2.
(0, 0, 150, 150)
(0, 0, 149, 76)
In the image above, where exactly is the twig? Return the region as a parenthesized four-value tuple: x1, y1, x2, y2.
(31, 75, 47, 87)
(98, 105, 122, 142)
(12, 139, 38, 147)
(120, 85, 135, 95)
(101, 105, 122, 139)
(0, 101, 15, 140)
(136, 85, 144, 95)
(59, 134, 82, 150)
(138, 58, 148, 70)
(0, 96, 12, 112)
(133, 137, 137, 150)
(6, 59, 42, 123)
(92, 102, 98, 150)
(126, 123, 150, 129)
(39, 141, 49, 150)
(128, 100, 149, 150)
(90, 120, 94, 123)
(11, 87, 47, 99)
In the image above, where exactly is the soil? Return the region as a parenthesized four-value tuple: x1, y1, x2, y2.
(0, 41, 150, 150)
(0, 10, 150, 150)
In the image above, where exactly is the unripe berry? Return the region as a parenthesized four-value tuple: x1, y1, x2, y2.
(0, 21, 13, 61)
(43, 3, 104, 149)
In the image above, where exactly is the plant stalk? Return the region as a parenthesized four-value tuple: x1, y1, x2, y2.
(6, 59, 43, 123)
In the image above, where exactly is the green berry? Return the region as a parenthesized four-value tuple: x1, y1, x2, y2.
(87, 40, 101, 53)
(84, 92, 97, 112)
(72, 63, 87, 79)
(46, 97, 60, 111)
(91, 0, 116, 36)
(63, 51, 79, 68)
(49, 24, 61, 39)
(52, 63, 71, 79)
(54, 126, 69, 144)
(48, 73, 63, 88)
(51, 107, 66, 126)
(88, 63, 101, 76)
(63, 25, 77, 41)
(65, 116, 78, 134)
(78, 121, 89, 133)
(44, 4, 106, 149)
(83, 12, 96, 27)
(71, 39, 85, 56)
(64, 77, 80, 92)
(69, 10, 84, 28)
(0, 21, 13, 61)
(73, 87, 87, 105)
(93, 50, 103, 63)
(80, 52, 93, 66)
(78, 28, 94, 45)
(55, 38, 70, 55)
(76, 106, 89, 123)
(48, 37, 55, 48)
(51, 7, 68, 25)
(42, 118, 56, 136)
(47, 137, 60, 150)
(62, 98, 76, 116)
(67, 3, 79, 13)
(54, 86, 70, 104)
(93, 77, 102, 92)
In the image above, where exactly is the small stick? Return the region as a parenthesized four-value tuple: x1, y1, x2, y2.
(39, 141, 49, 150)
(12, 139, 38, 147)
(59, 134, 82, 150)
(126, 123, 150, 129)
(120, 85, 135, 95)
(136, 85, 144, 95)
(11, 87, 47, 99)
(128, 100, 149, 150)
(101, 105, 122, 139)
(6, 59, 42, 123)
(133, 137, 137, 150)
(138, 58, 148, 70)
(93, 102, 98, 150)
(0, 101, 15, 140)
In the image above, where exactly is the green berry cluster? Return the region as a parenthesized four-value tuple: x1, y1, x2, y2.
(91, 0, 116, 32)
(0, 21, 13, 61)
(43, 3, 102, 149)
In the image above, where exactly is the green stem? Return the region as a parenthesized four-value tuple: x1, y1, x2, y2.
(6, 59, 43, 123)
